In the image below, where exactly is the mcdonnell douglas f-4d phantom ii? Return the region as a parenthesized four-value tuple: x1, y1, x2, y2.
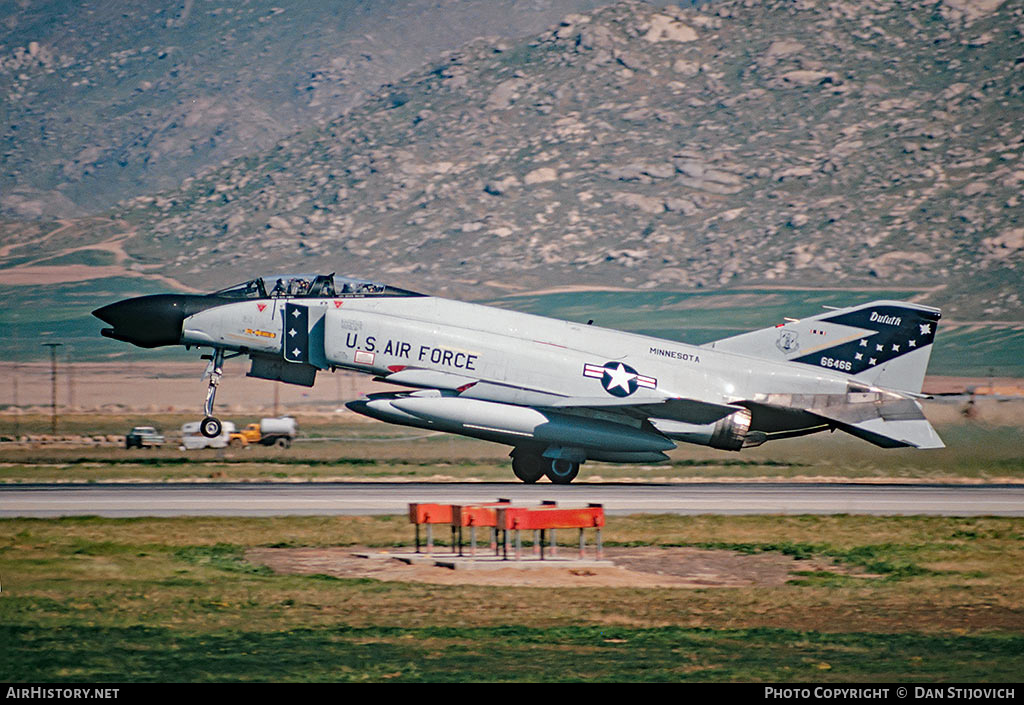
(93, 273, 944, 483)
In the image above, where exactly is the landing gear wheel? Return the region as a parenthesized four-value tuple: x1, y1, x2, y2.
(199, 348, 226, 438)
(512, 454, 545, 484)
(200, 416, 223, 439)
(545, 459, 580, 485)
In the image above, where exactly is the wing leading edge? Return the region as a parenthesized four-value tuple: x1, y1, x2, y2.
(379, 367, 741, 424)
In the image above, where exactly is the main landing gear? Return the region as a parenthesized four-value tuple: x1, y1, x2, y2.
(546, 458, 580, 484)
(511, 450, 581, 484)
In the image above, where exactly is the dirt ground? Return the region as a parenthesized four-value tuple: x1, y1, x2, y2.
(247, 545, 863, 588)
(0, 361, 384, 414)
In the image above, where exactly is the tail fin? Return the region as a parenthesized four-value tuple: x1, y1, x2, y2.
(704, 300, 941, 394)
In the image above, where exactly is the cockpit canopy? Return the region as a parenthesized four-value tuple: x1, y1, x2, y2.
(212, 274, 423, 300)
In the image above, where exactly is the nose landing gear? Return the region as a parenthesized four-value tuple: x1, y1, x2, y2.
(200, 415, 223, 438)
(199, 348, 231, 438)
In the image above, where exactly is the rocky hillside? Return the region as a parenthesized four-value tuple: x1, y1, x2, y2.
(0, 0, 614, 217)
(4, 0, 1023, 321)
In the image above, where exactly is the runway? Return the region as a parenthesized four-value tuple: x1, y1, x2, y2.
(2, 482, 1022, 517)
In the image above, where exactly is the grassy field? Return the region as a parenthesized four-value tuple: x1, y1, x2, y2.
(2, 514, 1022, 682)
(1, 406, 1022, 484)
(3, 410, 1022, 682)
(0, 277, 188, 363)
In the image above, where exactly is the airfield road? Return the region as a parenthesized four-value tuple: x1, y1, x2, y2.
(3, 481, 1022, 517)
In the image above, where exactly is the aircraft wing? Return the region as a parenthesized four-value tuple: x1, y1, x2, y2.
(379, 368, 742, 425)
(378, 367, 478, 391)
(545, 396, 742, 425)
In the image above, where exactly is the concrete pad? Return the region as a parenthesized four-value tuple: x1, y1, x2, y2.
(353, 551, 612, 571)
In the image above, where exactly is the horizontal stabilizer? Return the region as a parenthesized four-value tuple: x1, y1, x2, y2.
(754, 389, 945, 449)
(834, 417, 945, 449)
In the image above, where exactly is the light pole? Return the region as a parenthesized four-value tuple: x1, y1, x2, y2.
(11, 363, 18, 438)
(41, 343, 63, 434)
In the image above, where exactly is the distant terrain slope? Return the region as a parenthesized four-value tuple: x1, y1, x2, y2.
(1, 0, 1021, 364)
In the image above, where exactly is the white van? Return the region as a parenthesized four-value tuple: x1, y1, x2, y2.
(179, 421, 236, 450)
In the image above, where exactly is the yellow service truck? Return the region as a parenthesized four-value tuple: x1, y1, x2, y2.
(229, 417, 298, 448)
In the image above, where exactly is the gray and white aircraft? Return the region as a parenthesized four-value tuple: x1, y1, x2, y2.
(93, 273, 944, 483)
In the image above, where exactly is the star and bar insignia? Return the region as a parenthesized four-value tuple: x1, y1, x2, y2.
(584, 361, 657, 397)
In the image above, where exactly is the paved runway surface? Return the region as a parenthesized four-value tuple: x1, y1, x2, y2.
(2, 482, 1022, 517)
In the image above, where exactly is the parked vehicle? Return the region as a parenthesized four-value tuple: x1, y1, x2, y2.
(180, 421, 236, 450)
(229, 417, 298, 448)
(125, 426, 164, 449)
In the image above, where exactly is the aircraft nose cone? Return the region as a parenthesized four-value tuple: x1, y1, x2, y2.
(93, 294, 190, 348)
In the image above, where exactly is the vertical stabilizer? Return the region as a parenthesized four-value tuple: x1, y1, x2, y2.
(704, 300, 941, 394)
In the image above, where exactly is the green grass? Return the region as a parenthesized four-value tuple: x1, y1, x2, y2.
(0, 278, 187, 362)
(31, 250, 118, 267)
(2, 410, 1022, 484)
(5, 623, 1021, 682)
(683, 540, 940, 581)
(1, 514, 1022, 682)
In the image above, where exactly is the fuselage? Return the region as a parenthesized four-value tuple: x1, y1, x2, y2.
(180, 293, 853, 406)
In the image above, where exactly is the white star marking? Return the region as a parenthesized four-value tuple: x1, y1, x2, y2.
(855, 353, 863, 361)
(859, 339, 868, 347)
(869, 358, 877, 365)
(289, 328, 297, 338)
(292, 309, 303, 318)
(909, 340, 917, 347)
(920, 323, 931, 335)
(604, 363, 637, 393)
(892, 344, 900, 352)
(292, 348, 301, 357)
(876, 344, 884, 352)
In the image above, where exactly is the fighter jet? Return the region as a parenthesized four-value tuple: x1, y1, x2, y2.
(93, 273, 944, 483)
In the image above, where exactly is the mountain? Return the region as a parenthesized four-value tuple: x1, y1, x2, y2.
(0, 0, 617, 217)
(2, 0, 1022, 323)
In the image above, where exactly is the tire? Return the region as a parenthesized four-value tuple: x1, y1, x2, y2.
(229, 437, 243, 448)
(511, 453, 545, 484)
(274, 437, 291, 449)
(200, 416, 223, 439)
(545, 458, 580, 485)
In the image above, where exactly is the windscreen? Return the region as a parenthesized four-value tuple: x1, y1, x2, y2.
(217, 274, 423, 299)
